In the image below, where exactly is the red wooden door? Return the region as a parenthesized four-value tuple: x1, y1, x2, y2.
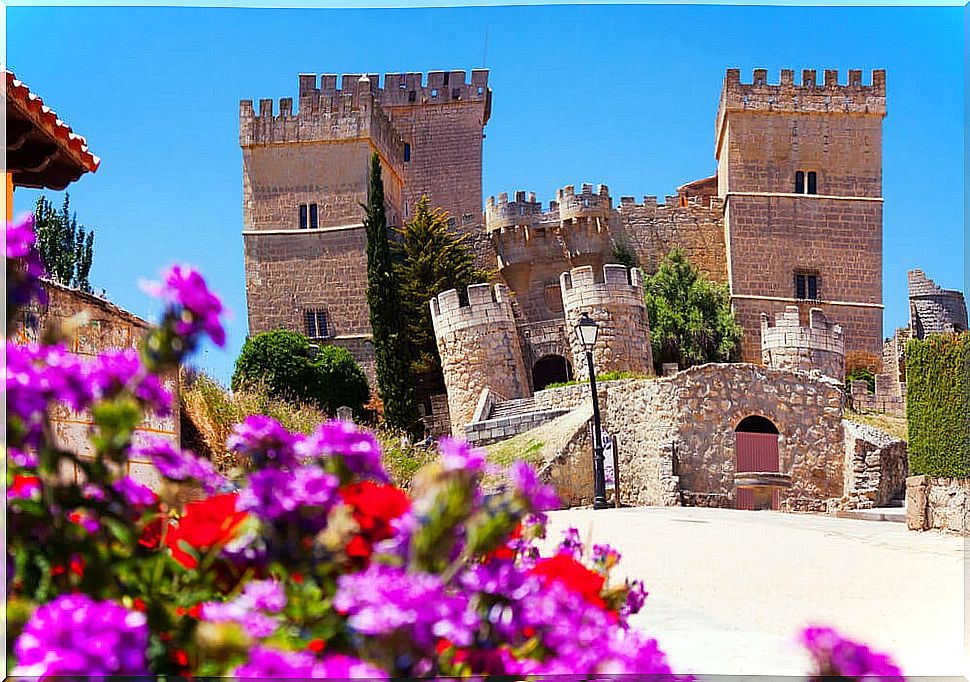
(735, 432, 780, 510)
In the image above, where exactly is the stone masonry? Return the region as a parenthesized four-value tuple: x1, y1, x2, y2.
(761, 305, 845, 380)
(12, 281, 180, 490)
(908, 269, 968, 339)
(242, 67, 886, 424)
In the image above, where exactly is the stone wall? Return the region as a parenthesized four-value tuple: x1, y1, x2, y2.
(848, 375, 905, 417)
(431, 283, 530, 436)
(906, 476, 970, 534)
(561, 264, 654, 380)
(616, 193, 727, 282)
(908, 269, 968, 339)
(841, 420, 907, 509)
(13, 281, 180, 490)
(717, 69, 886, 364)
(761, 305, 845, 380)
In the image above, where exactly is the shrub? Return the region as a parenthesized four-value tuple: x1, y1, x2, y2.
(905, 332, 969, 477)
(232, 330, 368, 417)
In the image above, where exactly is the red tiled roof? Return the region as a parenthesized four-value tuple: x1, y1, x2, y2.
(6, 69, 100, 174)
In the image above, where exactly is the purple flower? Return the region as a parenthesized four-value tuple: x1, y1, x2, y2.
(87, 348, 172, 415)
(243, 579, 287, 612)
(7, 214, 48, 309)
(298, 419, 388, 482)
(132, 437, 228, 493)
(12, 594, 149, 677)
(8, 447, 39, 469)
(558, 527, 584, 558)
(622, 580, 649, 620)
(237, 465, 339, 531)
(228, 415, 300, 469)
(334, 563, 479, 650)
(112, 476, 158, 507)
(142, 264, 226, 347)
(201, 580, 286, 638)
(314, 653, 389, 679)
(801, 626, 903, 679)
(438, 437, 486, 474)
(6, 342, 90, 445)
(508, 460, 560, 512)
(232, 646, 317, 677)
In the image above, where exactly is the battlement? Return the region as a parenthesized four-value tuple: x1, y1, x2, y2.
(430, 283, 516, 338)
(761, 306, 845, 378)
(485, 190, 544, 231)
(297, 70, 489, 110)
(560, 264, 643, 309)
(617, 194, 725, 213)
(557, 183, 611, 222)
(240, 76, 404, 166)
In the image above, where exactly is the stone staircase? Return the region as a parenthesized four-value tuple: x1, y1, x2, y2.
(464, 396, 571, 446)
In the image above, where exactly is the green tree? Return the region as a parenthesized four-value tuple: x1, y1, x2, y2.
(34, 194, 95, 292)
(231, 329, 369, 416)
(611, 240, 641, 272)
(363, 153, 422, 439)
(394, 196, 490, 394)
(644, 248, 742, 370)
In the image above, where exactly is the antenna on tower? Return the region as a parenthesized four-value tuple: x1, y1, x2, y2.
(483, 25, 489, 68)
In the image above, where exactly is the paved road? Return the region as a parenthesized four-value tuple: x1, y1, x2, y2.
(543, 506, 966, 677)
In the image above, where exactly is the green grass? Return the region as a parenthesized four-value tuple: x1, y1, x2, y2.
(844, 408, 908, 442)
(543, 371, 651, 390)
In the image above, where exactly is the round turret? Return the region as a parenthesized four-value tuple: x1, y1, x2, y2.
(761, 306, 845, 380)
(560, 264, 654, 380)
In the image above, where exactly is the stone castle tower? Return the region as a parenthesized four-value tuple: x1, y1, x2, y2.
(240, 71, 490, 379)
(716, 68, 886, 363)
(240, 66, 886, 434)
(761, 305, 845, 380)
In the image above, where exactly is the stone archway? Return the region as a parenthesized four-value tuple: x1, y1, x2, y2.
(532, 354, 573, 391)
(735, 415, 780, 510)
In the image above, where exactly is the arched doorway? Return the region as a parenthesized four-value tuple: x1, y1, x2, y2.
(735, 416, 780, 510)
(532, 355, 573, 391)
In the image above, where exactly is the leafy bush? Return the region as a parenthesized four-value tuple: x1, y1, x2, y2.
(844, 349, 880, 393)
(905, 332, 969, 477)
(5, 213, 904, 680)
(644, 248, 742, 371)
(232, 330, 368, 417)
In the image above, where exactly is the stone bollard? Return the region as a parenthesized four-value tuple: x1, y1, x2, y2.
(905, 475, 929, 531)
(661, 363, 679, 377)
(336, 406, 354, 422)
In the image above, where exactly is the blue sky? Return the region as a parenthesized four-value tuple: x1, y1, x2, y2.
(8, 3, 964, 384)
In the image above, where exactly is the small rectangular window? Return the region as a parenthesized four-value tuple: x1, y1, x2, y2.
(807, 275, 818, 300)
(304, 309, 329, 338)
(795, 171, 805, 194)
(299, 204, 308, 229)
(795, 274, 806, 299)
(403, 143, 411, 163)
(309, 203, 318, 229)
(794, 272, 819, 300)
(408, 90, 416, 103)
(807, 171, 817, 195)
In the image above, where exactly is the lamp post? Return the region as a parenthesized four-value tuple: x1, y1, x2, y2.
(575, 312, 609, 510)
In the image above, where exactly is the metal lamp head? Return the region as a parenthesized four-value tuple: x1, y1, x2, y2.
(575, 312, 599, 352)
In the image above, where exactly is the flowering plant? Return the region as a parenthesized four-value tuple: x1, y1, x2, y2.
(5, 213, 903, 680)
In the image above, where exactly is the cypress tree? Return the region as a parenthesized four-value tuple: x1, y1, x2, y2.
(363, 153, 422, 438)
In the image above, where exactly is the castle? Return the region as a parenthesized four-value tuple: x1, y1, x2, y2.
(240, 67, 887, 436)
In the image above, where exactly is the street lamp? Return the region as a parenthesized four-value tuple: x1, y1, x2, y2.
(575, 312, 609, 510)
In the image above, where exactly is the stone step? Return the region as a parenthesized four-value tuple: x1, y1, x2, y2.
(837, 507, 906, 523)
(490, 398, 537, 418)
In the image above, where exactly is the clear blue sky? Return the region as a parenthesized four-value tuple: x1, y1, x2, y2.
(8, 3, 964, 385)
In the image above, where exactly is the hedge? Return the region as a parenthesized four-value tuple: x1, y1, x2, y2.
(905, 332, 969, 477)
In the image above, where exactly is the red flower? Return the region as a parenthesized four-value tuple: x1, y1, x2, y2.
(165, 493, 249, 569)
(69, 555, 85, 577)
(484, 523, 523, 563)
(528, 552, 607, 609)
(307, 639, 326, 653)
(132, 598, 147, 612)
(10, 474, 41, 499)
(139, 518, 164, 549)
(291, 572, 304, 584)
(339, 482, 409, 562)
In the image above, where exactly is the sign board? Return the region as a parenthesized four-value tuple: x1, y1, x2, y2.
(602, 432, 614, 486)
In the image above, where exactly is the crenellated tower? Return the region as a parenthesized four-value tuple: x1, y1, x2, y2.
(431, 283, 530, 436)
(560, 265, 654, 381)
(761, 306, 845, 380)
(716, 68, 886, 365)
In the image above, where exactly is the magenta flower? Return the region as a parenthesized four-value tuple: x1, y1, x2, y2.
(6, 342, 90, 445)
(558, 527, 584, 558)
(237, 465, 339, 529)
(298, 419, 388, 482)
(8, 447, 39, 469)
(438, 437, 486, 473)
(334, 563, 480, 650)
(87, 348, 172, 416)
(7, 213, 48, 309)
(112, 476, 158, 508)
(508, 460, 560, 512)
(227, 415, 300, 469)
(12, 594, 149, 677)
(131, 437, 228, 493)
(801, 626, 904, 679)
(315, 653, 389, 679)
(232, 646, 388, 679)
(142, 264, 226, 347)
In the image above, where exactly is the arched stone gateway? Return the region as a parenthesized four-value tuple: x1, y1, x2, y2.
(735, 416, 781, 510)
(532, 354, 572, 391)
